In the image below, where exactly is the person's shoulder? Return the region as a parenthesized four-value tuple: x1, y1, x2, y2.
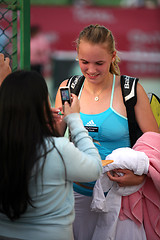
(136, 81, 151, 107)
(46, 136, 70, 152)
(136, 81, 146, 96)
(54, 136, 70, 153)
(59, 79, 68, 88)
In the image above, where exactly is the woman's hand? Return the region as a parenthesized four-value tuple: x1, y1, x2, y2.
(51, 107, 64, 123)
(50, 107, 67, 136)
(64, 94, 80, 117)
(107, 168, 146, 187)
(0, 53, 11, 84)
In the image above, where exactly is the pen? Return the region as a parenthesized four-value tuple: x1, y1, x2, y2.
(58, 111, 64, 116)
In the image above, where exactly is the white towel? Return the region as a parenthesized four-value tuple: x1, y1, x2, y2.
(90, 148, 149, 240)
(104, 147, 149, 175)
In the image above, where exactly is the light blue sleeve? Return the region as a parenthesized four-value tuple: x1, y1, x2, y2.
(56, 113, 103, 182)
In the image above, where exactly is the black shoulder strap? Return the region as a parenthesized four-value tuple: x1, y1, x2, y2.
(66, 75, 85, 96)
(121, 75, 143, 147)
(66, 75, 85, 141)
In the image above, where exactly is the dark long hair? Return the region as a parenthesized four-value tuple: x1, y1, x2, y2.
(0, 70, 59, 221)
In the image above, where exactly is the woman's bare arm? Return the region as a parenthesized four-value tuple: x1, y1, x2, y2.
(135, 83, 159, 133)
(107, 83, 159, 187)
(107, 169, 146, 187)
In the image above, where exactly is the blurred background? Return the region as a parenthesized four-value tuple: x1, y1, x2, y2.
(0, 0, 160, 105)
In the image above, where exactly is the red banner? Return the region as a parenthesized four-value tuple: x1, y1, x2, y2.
(31, 6, 160, 78)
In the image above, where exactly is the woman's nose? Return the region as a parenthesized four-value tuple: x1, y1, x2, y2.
(88, 64, 96, 74)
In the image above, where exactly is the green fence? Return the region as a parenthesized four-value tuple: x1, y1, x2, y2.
(30, 0, 121, 6)
(93, 0, 121, 6)
(0, 0, 30, 71)
(31, 0, 71, 5)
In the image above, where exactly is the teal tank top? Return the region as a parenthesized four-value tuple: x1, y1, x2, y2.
(73, 75, 131, 196)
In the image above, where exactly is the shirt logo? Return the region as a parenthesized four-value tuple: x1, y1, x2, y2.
(85, 120, 98, 132)
(86, 120, 96, 126)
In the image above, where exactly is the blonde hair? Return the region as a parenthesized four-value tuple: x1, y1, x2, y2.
(76, 24, 120, 76)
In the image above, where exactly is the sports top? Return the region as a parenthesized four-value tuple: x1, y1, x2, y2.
(73, 74, 130, 196)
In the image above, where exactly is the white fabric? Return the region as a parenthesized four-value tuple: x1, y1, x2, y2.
(104, 147, 149, 175)
(90, 147, 149, 240)
(91, 175, 144, 213)
(73, 192, 146, 240)
(91, 176, 144, 239)
(115, 218, 147, 240)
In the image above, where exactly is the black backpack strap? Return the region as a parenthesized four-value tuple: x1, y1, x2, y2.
(66, 75, 85, 96)
(121, 75, 143, 147)
(66, 75, 85, 142)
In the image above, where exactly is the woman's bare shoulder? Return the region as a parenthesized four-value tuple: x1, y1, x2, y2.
(59, 79, 68, 88)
